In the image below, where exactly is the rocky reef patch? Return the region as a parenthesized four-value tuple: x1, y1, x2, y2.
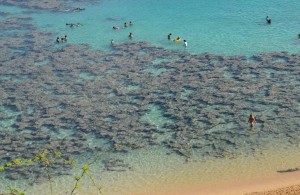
(0, 5, 300, 187)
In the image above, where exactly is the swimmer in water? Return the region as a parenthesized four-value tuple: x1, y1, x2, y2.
(124, 22, 128, 28)
(73, 7, 85, 11)
(129, 32, 133, 40)
(129, 21, 133, 26)
(183, 40, 187, 48)
(248, 114, 256, 128)
(168, 33, 172, 40)
(72, 23, 80, 27)
(56, 37, 60, 43)
(298, 34, 300, 39)
(266, 16, 271, 24)
(173, 37, 181, 42)
(66, 23, 81, 28)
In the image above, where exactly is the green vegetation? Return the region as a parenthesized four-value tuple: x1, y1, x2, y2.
(4, 187, 25, 195)
(0, 148, 106, 195)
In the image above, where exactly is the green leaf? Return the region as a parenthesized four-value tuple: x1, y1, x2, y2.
(82, 164, 89, 173)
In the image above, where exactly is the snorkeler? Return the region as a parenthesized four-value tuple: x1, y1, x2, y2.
(168, 33, 172, 40)
(266, 16, 271, 24)
(129, 32, 133, 40)
(71, 23, 80, 28)
(248, 114, 256, 128)
(66, 23, 81, 28)
(73, 7, 85, 11)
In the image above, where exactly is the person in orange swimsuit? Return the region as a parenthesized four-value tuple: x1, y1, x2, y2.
(248, 114, 256, 128)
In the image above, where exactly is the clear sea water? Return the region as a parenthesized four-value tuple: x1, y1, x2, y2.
(1, 0, 300, 194)
(31, 0, 300, 55)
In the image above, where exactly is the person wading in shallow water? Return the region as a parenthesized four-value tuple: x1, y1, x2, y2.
(183, 40, 187, 48)
(248, 114, 256, 128)
(129, 32, 133, 40)
(266, 16, 271, 24)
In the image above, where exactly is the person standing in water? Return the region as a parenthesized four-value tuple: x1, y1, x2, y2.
(56, 37, 60, 43)
(266, 16, 271, 24)
(129, 32, 133, 40)
(248, 114, 256, 128)
(168, 33, 172, 40)
(183, 40, 187, 48)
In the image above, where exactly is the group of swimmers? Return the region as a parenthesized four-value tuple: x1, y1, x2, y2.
(125, 21, 134, 28)
(73, 7, 85, 11)
(56, 35, 67, 43)
(110, 21, 134, 45)
(55, 17, 262, 129)
(111, 32, 133, 45)
(113, 21, 133, 30)
(168, 33, 188, 48)
(111, 21, 134, 43)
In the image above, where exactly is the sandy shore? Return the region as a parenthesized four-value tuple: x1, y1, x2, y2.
(246, 184, 300, 195)
(145, 171, 300, 195)
(58, 171, 300, 195)
(25, 145, 300, 195)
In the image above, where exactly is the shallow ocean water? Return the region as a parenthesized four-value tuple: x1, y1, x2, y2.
(31, 0, 300, 55)
(0, 0, 300, 194)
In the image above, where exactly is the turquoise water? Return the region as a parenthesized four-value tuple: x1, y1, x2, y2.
(0, 5, 23, 15)
(1, 1, 300, 194)
(32, 0, 300, 55)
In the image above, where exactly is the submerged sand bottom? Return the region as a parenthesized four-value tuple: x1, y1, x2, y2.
(22, 142, 300, 195)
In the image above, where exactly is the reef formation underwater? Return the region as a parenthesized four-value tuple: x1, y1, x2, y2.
(0, 0, 300, 190)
